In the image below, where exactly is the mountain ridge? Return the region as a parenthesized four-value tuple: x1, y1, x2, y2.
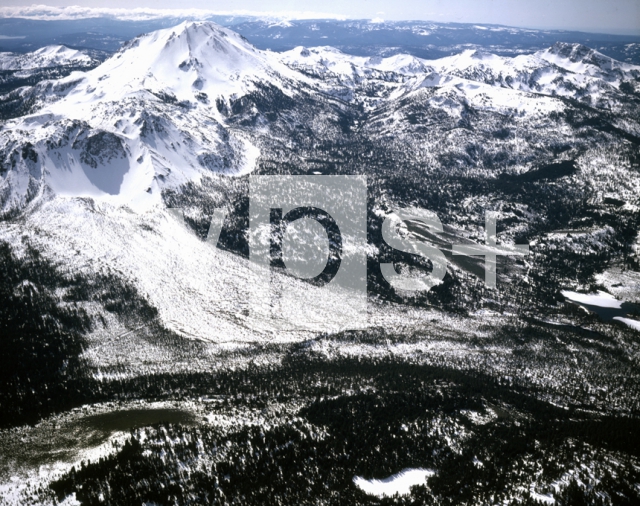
(1, 22, 639, 214)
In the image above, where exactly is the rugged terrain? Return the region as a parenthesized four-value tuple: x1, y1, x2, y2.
(0, 20, 639, 505)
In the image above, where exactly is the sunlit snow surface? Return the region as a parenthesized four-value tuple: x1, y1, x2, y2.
(0, 21, 294, 211)
(0, 44, 93, 70)
(613, 316, 640, 331)
(2, 22, 639, 213)
(280, 43, 640, 113)
(353, 468, 435, 497)
(560, 291, 640, 327)
(1, 197, 447, 360)
(560, 290, 623, 309)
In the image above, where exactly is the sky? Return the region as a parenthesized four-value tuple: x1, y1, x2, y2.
(1, 1, 639, 35)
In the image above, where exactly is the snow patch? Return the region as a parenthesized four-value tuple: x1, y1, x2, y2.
(613, 316, 640, 331)
(561, 290, 622, 309)
(353, 468, 435, 497)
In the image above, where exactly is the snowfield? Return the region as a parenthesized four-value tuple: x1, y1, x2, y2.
(613, 316, 640, 331)
(1, 19, 639, 372)
(1, 18, 640, 506)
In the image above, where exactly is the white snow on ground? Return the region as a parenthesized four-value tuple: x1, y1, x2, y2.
(0, 428, 130, 506)
(0, 45, 93, 70)
(0, 196, 372, 348)
(613, 317, 640, 331)
(281, 42, 640, 113)
(56, 494, 81, 506)
(70, 21, 307, 107)
(280, 46, 433, 77)
(460, 408, 498, 425)
(530, 490, 555, 504)
(2, 22, 638, 213)
(595, 262, 640, 305)
(281, 43, 640, 86)
(561, 290, 623, 309)
(0, 21, 305, 212)
(538, 43, 640, 79)
(416, 73, 564, 116)
(0, 190, 494, 379)
(0, 400, 197, 506)
(353, 468, 435, 498)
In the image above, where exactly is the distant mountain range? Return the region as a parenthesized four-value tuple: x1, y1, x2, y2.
(2, 22, 638, 212)
(0, 44, 96, 70)
(1, 16, 640, 64)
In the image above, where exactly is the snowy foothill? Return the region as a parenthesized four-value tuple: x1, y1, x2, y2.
(0, 19, 638, 360)
(0, 45, 94, 70)
(0, 21, 306, 212)
(353, 468, 435, 497)
(280, 42, 640, 112)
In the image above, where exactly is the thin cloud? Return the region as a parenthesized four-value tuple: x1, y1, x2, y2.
(0, 5, 349, 22)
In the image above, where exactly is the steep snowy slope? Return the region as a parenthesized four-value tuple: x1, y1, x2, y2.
(68, 21, 308, 108)
(538, 42, 640, 82)
(0, 22, 370, 353)
(279, 46, 434, 107)
(422, 45, 640, 109)
(0, 196, 365, 348)
(0, 21, 316, 212)
(3, 29, 639, 216)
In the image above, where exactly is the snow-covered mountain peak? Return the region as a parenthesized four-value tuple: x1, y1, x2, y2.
(281, 46, 432, 77)
(116, 20, 259, 71)
(2, 21, 639, 215)
(366, 53, 433, 75)
(88, 20, 301, 105)
(544, 42, 598, 63)
(294, 45, 346, 56)
(537, 42, 640, 80)
(0, 44, 94, 71)
(0, 21, 308, 211)
(429, 49, 510, 71)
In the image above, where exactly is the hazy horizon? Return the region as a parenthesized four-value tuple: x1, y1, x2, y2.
(0, 1, 639, 36)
